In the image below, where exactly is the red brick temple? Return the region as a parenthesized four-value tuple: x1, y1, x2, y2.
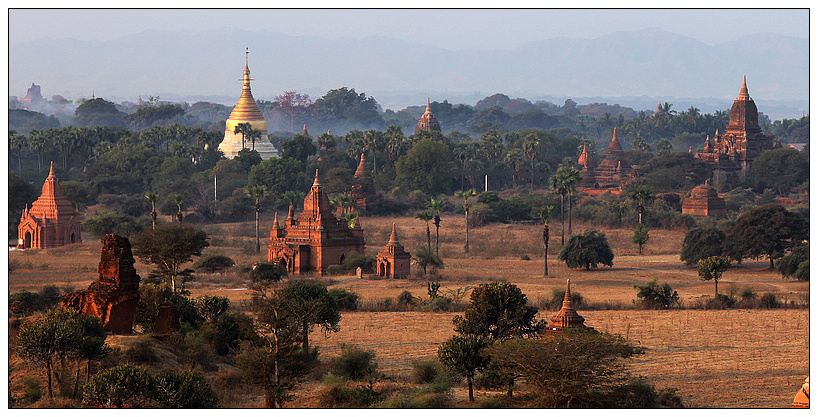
(577, 144, 595, 188)
(548, 279, 587, 330)
(375, 223, 411, 278)
(350, 153, 375, 212)
(268, 170, 366, 275)
(681, 180, 726, 217)
(415, 98, 441, 134)
(695, 76, 774, 190)
(593, 127, 631, 189)
(17, 162, 82, 249)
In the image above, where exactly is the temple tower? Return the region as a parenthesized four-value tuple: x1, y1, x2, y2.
(18, 162, 82, 249)
(415, 98, 442, 134)
(376, 223, 412, 278)
(218, 49, 279, 160)
(548, 279, 587, 330)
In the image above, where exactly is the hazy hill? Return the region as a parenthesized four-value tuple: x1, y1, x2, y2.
(10, 28, 807, 118)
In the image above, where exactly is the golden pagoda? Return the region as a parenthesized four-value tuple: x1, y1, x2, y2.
(218, 49, 278, 160)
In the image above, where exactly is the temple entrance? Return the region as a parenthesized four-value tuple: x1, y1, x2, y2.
(23, 231, 32, 249)
(70, 232, 76, 243)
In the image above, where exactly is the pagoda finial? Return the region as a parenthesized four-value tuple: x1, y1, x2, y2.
(242, 48, 251, 87)
(313, 169, 320, 186)
(272, 211, 279, 229)
(302, 123, 309, 136)
(426, 97, 431, 111)
(48, 161, 55, 177)
(388, 222, 398, 243)
(563, 279, 572, 306)
(739, 75, 749, 99)
(286, 203, 294, 221)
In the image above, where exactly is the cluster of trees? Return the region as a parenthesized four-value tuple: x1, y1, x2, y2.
(436, 281, 681, 407)
(681, 204, 809, 281)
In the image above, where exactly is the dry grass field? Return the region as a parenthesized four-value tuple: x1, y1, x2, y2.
(8, 214, 809, 408)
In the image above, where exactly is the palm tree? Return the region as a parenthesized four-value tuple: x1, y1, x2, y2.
(9, 131, 26, 173)
(454, 188, 478, 253)
(535, 205, 555, 277)
(247, 128, 262, 151)
(174, 196, 183, 223)
(627, 184, 655, 225)
(245, 185, 267, 253)
(428, 198, 443, 257)
(233, 122, 252, 150)
(145, 192, 158, 230)
(416, 211, 433, 254)
(343, 211, 359, 229)
(549, 171, 568, 246)
(562, 166, 581, 238)
(523, 135, 540, 189)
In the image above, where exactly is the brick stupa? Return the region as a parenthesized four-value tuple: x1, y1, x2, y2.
(375, 223, 411, 278)
(17, 161, 82, 249)
(548, 279, 587, 330)
(577, 144, 595, 188)
(268, 170, 366, 275)
(593, 128, 630, 189)
(62, 234, 141, 334)
(350, 153, 375, 212)
(415, 98, 441, 134)
(681, 180, 726, 217)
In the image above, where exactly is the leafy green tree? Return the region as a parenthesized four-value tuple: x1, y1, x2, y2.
(281, 134, 317, 164)
(453, 281, 542, 339)
(485, 332, 645, 408)
(732, 205, 808, 268)
(438, 335, 491, 402)
(247, 157, 307, 205)
(233, 122, 253, 150)
(680, 226, 726, 265)
(746, 148, 809, 194)
(74, 97, 126, 127)
(16, 309, 84, 399)
(132, 224, 209, 292)
(82, 365, 155, 407)
(632, 224, 649, 255)
(550, 166, 569, 245)
(395, 139, 454, 195)
(194, 296, 230, 323)
(280, 280, 341, 355)
(777, 245, 809, 281)
(634, 280, 680, 309)
(656, 139, 673, 155)
(454, 188, 478, 253)
(311, 87, 385, 130)
(559, 230, 615, 270)
(626, 183, 655, 225)
(697, 256, 731, 297)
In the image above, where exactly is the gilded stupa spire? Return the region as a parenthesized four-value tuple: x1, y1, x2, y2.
(227, 48, 264, 122)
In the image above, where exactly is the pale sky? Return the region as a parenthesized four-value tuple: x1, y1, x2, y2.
(9, 9, 808, 50)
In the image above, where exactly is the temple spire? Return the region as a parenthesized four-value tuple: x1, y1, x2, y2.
(563, 279, 572, 307)
(388, 222, 398, 243)
(302, 123, 309, 136)
(354, 153, 367, 178)
(312, 169, 320, 186)
(286, 203, 294, 222)
(426, 97, 431, 111)
(272, 211, 279, 229)
(48, 161, 55, 178)
(242, 48, 251, 88)
(738, 75, 749, 99)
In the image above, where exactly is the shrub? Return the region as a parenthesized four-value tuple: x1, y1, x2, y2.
(634, 280, 680, 309)
(35, 286, 63, 311)
(193, 255, 235, 273)
(559, 230, 614, 270)
(82, 365, 156, 407)
(704, 294, 737, 310)
(680, 227, 726, 265)
(9, 291, 38, 316)
(541, 288, 584, 310)
(153, 370, 219, 408)
(332, 345, 378, 381)
(418, 296, 454, 312)
(341, 252, 376, 273)
(194, 296, 230, 323)
(124, 338, 159, 363)
(411, 359, 443, 384)
(250, 262, 286, 283)
(20, 376, 42, 403)
(377, 390, 452, 408)
(326, 265, 347, 276)
(319, 382, 379, 408)
(759, 293, 781, 309)
(397, 291, 418, 308)
(778, 245, 809, 281)
(328, 288, 359, 311)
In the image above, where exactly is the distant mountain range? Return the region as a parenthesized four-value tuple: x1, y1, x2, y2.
(9, 27, 808, 119)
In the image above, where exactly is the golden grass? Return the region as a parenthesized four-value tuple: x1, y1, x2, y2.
(7, 215, 809, 408)
(308, 309, 808, 408)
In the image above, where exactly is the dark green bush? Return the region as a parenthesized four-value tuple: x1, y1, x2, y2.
(328, 288, 359, 311)
(558, 230, 614, 270)
(124, 339, 159, 364)
(250, 262, 286, 282)
(342, 252, 376, 273)
(332, 345, 378, 381)
(759, 293, 781, 309)
(9, 291, 38, 316)
(634, 280, 680, 309)
(411, 359, 443, 384)
(20, 376, 42, 404)
(153, 370, 219, 408)
(540, 288, 584, 310)
(193, 255, 235, 273)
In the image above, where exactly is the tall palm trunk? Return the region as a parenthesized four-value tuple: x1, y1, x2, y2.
(255, 204, 261, 253)
(434, 225, 440, 257)
(543, 224, 549, 277)
(46, 358, 53, 399)
(426, 223, 432, 253)
(559, 194, 565, 245)
(464, 208, 471, 253)
(467, 376, 474, 401)
(568, 190, 574, 237)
